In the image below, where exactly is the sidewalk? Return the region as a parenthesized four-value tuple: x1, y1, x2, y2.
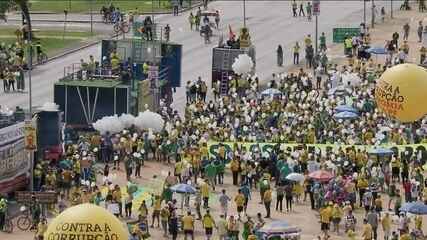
(284, 6, 426, 75)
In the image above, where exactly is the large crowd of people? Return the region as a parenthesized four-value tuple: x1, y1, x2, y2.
(1, 2, 427, 240)
(0, 42, 26, 93)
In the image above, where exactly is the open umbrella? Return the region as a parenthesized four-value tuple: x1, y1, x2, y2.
(333, 111, 359, 120)
(261, 88, 282, 97)
(334, 105, 359, 113)
(400, 201, 427, 215)
(258, 220, 301, 235)
(308, 170, 333, 182)
(366, 46, 387, 55)
(285, 173, 305, 182)
(170, 183, 196, 194)
(368, 147, 394, 156)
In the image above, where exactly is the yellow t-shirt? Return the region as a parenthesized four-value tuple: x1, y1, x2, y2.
(203, 214, 215, 228)
(362, 224, 373, 240)
(320, 208, 331, 223)
(263, 190, 272, 203)
(154, 198, 161, 211)
(175, 162, 183, 174)
(201, 183, 209, 198)
(381, 216, 391, 230)
(235, 194, 246, 207)
(182, 215, 194, 230)
(400, 234, 410, 240)
(331, 207, 343, 219)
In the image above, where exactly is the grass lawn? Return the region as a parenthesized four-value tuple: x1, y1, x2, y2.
(0, 28, 94, 57)
(29, 0, 173, 13)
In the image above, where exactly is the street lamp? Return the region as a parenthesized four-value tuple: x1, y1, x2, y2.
(63, 10, 68, 40)
(371, 0, 375, 28)
(391, 0, 394, 19)
(243, 0, 246, 27)
(90, 0, 93, 36)
(364, 0, 367, 25)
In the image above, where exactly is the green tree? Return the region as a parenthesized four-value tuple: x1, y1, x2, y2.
(0, 0, 32, 38)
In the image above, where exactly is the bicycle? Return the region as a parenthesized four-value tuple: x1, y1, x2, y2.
(114, 20, 130, 34)
(16, 206, 35, 231)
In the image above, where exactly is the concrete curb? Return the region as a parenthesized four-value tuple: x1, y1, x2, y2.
(32, 40, 100, 67)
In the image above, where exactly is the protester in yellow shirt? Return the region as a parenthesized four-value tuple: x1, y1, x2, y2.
(201, 181, 210, 209)
(202, 209, 216, 239)
(362, 219, 373, 240)
(160, 206, 170, 237)
(151, 195, 161, 228)
(382, 213, 391, 240)
(234, 189, 246, 219)
(182, 211, 195, 239)
(263, 189, 272, 218)
(320, 206, 331, 237)
(331, 204, 343, 234)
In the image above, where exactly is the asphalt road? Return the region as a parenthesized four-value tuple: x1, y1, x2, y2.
(0, 1, 403, 112)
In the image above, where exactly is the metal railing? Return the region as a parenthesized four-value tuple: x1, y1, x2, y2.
(62, 64, 120, 81)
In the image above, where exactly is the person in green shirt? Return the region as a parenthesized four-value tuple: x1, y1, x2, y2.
(205, 162, 217, 191)
(162, 187, 173, 203)
(214, 158, 225, 184)
(320, 32, 327, 51)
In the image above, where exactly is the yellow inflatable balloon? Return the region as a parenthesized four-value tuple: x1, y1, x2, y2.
(44, 204, 128, 240)
(375, 63, 427, 123)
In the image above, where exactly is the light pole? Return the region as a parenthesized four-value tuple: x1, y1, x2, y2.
(152, 0, 154, 23)
(63, 10, 68, 40)
(371, 0, 375, 28)
(391, 0, 393, 19)
(90, 0, 93, 36)
(25, 14, 34, 191)
(243, 0, 246, 27)
(363, 0, 367, 25)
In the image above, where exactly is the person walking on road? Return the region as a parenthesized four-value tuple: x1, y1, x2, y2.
(382, 212, 391, 240)
(403, 22, 410, 40)
(319, 32, 327, 52)
(189, 12, 195, 30)
(215, 11, 220, 29)
(277, 45, 283, 66)
(293, 42, 300, 65)
(306, 44, 314, 68)
(366, 208, 379, 240)
(276, 183, 285, 212)
(219, 189, 231, 218)
(306, 2, 312, 21)
(164, 24, 171, 42)
(202, 209, 216, 240)
(299, 2, 305, 17)
(172, 0, 179, 16)
(182, 211, 195, 240)
(263, 188, 272, 218)
(292, 0, 298, 17)
(417, 21, 424, 42)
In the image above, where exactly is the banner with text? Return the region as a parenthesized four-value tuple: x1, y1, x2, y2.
(0, 122, 30, 194)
